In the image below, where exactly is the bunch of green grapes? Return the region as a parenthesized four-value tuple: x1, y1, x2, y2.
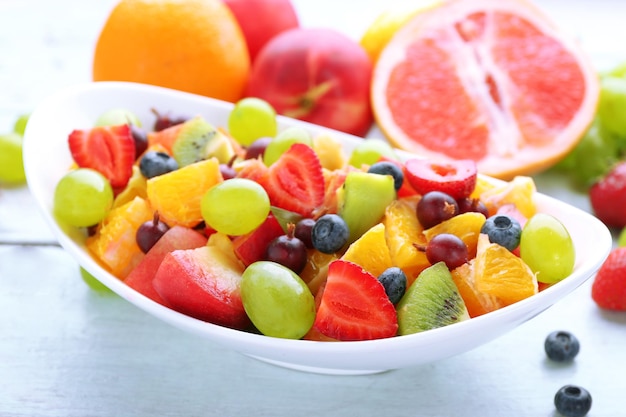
(553, 61, 626, 188)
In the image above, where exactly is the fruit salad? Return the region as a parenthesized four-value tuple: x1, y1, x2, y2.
(52, 98, 576, 342)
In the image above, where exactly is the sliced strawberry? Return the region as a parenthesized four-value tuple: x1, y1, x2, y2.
(264, 143, 325, 217)
(313, 259, 398, 341)
(404, 158, 477, 200)
(68, 124, 135, 188)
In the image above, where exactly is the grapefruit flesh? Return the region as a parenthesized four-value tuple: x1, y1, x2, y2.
(372, 0, 599, 180)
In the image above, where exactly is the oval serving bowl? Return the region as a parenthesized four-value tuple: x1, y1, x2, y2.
(23, 81, 612, 375)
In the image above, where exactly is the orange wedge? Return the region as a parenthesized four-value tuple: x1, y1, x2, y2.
(371, 0, 599, 180)
(474, 234, 538, 305)
(451, 262, 503, 317)
(146, 158, 222, 227)
(341, 223, 393, 277)
(383, 196, 430, 285)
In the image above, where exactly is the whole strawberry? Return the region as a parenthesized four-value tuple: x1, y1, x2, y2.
(589, 161, 626, 228)
(592, 247, 626, 311)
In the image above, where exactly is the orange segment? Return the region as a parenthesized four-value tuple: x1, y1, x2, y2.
(383, 196, 430, 285)
(86, 196, 153, 279)
(93, 0, 250, 102)
(479, 175, 537, 218)
(112, 165, 147, 209)
(146, 158, 222, 227)
(300, 250, 337, 296)
(341, 223, 393, 277)
(474, 234, 538, 305)
(371, 0, 599, 180)
(451, 262, 503, 317)
(423, 211, 486, 258)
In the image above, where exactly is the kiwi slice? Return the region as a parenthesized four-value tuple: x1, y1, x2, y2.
(397, 262, 469, 335)
(172, 116, 235, 167)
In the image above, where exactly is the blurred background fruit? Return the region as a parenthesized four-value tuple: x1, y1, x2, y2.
(92, 0, 250, 102)
(223, 0, 300, 63)
(371, 0, 599, 180)
(359, 0, 440, 64)
(247, 27, 373, 136)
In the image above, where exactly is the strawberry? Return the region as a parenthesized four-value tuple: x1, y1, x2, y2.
(68, 124, 135, 188)
(404, 158, 477, 200)
(592, 247, 626, 311)
(589, 161, 626, 228)
(263, 143, 325, 217)
(313, 259, 398, 341)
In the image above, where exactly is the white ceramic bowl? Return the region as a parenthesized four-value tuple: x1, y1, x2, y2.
(23, 81, 612, 375)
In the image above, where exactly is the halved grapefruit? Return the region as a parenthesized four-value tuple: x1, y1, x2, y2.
(371, 0, 600, 180)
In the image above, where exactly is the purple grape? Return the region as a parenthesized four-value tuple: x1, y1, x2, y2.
(417, 191, 459, 229)
(136, 212, 170, 253)
(265, 225, 308, 274)
(245, 137, 273, 160)
(294, 218, 316, 249)
(424, 233, 468, 270)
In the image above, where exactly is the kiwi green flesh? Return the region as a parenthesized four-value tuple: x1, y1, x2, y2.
(397, 262, 470, 335)
(171, 117, 218, 167)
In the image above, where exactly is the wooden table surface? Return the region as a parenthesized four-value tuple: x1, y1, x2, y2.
(2, 1, 626, 416)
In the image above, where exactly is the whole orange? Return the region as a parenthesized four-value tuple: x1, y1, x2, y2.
(92, 0, 250, 102)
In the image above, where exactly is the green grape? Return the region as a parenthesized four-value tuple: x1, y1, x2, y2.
(201, 178, 270, 236)
(348, 138, 398, 168)
(597, 76, 626, 137)
(80, 267, 114, 294)
(263, 126, 312, 166)
(241, 261, 315, 339)
(555, 118, 620, 188)
(53, 168, 114, 227)
(605, 60, 626, 79)
(13, 113, 30, 136)
(0, 132, 26, 185)
(94, 108, 142, 127)
(519, 213, 575, 284)
(228, 97, 277, 147)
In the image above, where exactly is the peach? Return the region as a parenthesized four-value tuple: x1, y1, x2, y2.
(223, 0, 299, 62)
(246, 27, 374, 137)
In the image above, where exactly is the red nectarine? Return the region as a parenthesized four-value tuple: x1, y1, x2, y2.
(246, 27, 374, 137)
(223, 0, 299, 62)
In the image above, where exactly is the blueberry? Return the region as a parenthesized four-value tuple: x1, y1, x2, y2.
(367, 161, 404, 191)
(139, 151, 179, 178)
(377, 267, 407, 304)
(311, 214, 349, 254)
(545, 330, 580, 362)
(480, 214, 522, 251)
(554, 385, 592, 417)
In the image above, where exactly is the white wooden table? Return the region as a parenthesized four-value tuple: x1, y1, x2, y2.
(2, 1, 626, 416)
